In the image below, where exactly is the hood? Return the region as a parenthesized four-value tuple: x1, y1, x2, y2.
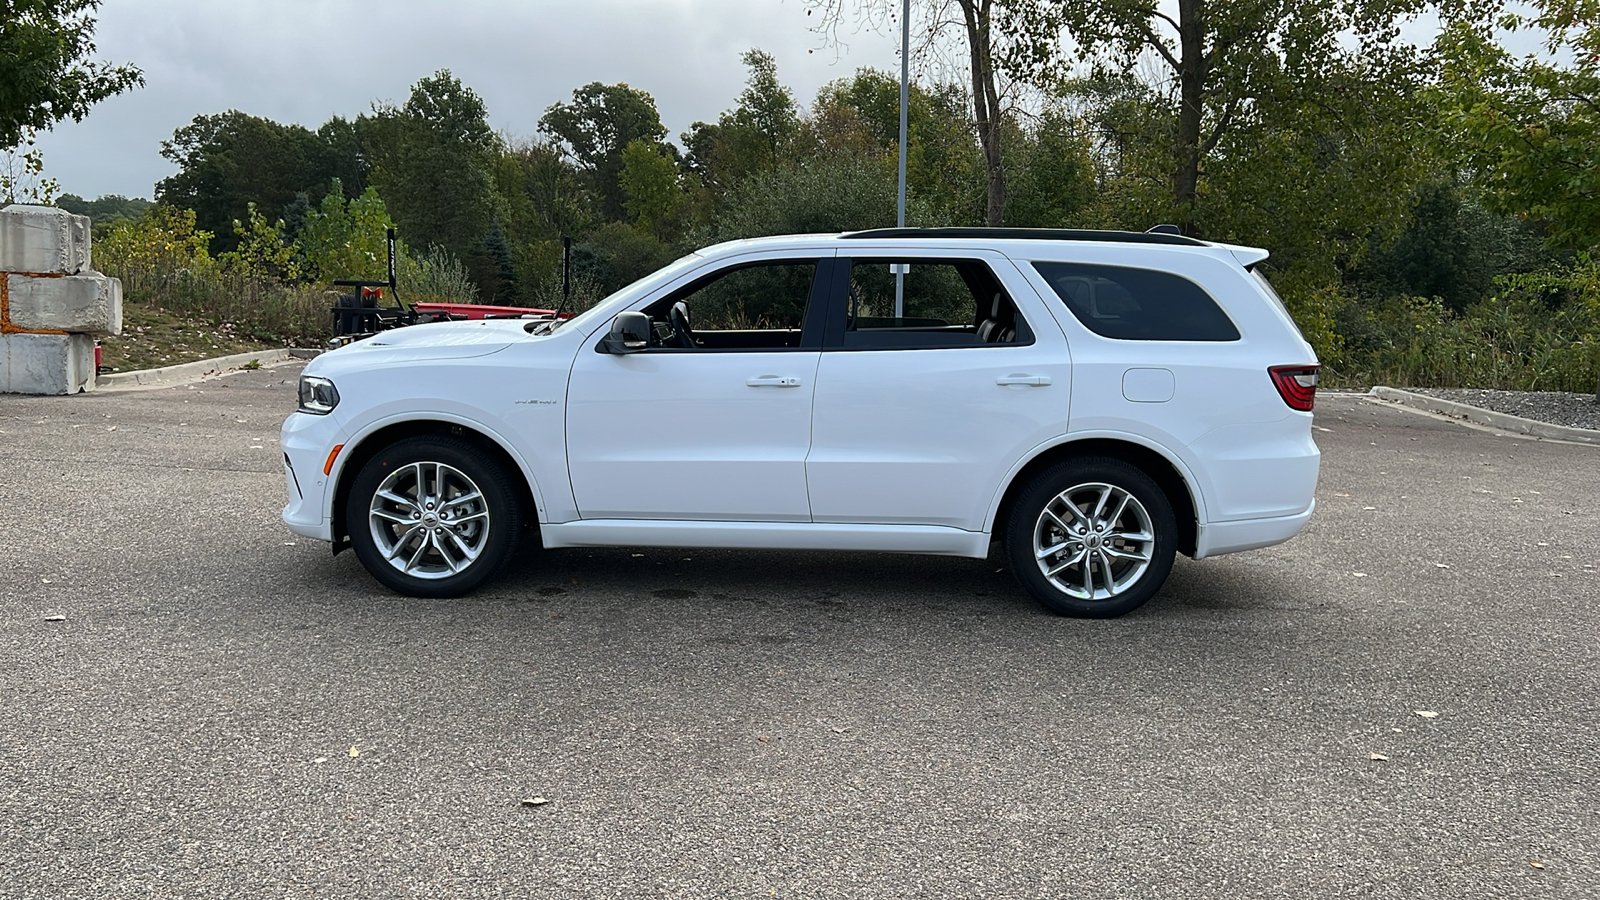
(327, 319, 528, 363)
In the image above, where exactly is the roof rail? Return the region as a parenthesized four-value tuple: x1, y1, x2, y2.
(840, 227, 1206, 246)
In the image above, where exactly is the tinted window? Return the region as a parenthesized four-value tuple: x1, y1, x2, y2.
(642, 261, 818, 350)
(1033, 262, 1240, 341)
(838, 258, 1031, 349)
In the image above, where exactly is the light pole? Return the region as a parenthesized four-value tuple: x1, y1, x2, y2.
(895, 0, 910, 318)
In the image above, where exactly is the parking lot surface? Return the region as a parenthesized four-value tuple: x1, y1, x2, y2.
(2, 368, 1597, 899)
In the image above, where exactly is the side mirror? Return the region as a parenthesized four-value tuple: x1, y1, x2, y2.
(599, 311, 651, 354)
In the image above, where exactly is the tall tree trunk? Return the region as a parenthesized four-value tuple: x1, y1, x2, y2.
(1173, 0, 1207, 234)
(961, 0, 1006, 226)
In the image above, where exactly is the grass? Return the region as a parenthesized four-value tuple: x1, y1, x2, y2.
(97, 296, 286, 372)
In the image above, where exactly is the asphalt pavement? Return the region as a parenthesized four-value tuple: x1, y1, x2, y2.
(2, 368, 1597, 899)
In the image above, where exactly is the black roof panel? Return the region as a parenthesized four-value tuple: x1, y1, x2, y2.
(839, 227, 1208, 247)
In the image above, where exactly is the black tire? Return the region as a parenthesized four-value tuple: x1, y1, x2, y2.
(1005, 456, 1177, 618)
(345, 435, 522, 598)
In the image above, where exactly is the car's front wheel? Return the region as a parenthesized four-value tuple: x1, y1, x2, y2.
(346, 435, 522, 597)
(1006, 457, 1176, 618)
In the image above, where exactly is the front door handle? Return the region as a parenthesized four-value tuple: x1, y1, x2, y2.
(747, 375, 803, 387)
(996, 374, 1051, 386)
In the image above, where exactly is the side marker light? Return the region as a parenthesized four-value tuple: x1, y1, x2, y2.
(324, 444, 345, 476)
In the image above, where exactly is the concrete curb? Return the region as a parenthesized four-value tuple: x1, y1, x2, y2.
(97, 347, 319, 389)
(1369, 386, 1600, 446)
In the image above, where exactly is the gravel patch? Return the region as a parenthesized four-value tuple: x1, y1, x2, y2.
(1405, 388, 1600, 431)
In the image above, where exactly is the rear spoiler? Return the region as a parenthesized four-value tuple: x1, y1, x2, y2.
(1220, 244, 1270, 268)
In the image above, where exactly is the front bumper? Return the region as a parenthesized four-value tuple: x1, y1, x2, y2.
(280, 410, 347, 542)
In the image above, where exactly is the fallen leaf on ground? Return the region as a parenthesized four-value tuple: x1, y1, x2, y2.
(348, 745, 360, 757)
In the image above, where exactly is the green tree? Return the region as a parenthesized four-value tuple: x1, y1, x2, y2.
(294, 180, 393, 283)
(1049, 71, 1172, 228)
(155, 111, 327, 252)
(566, 222, 678, 296)
(619, 139, 683, 238)
(1004, 107, 1096, 228)
(1, 127, 56, 203)
(1352, 179, 1548, 311)
(367, 70, 501, 294)
(539, 82, 669, 221)
(810, 68, 906, 149)
(713, 151, 944, 241)
(807, 0, 1012, 224)
(55, 191, 150, 223)
(1435, 3, 1600, 247)
(92, 204, 214, 297)
(805, 70, 989, 224)
(682, 50, 800, 207)
(218, 203, 298, 281)
(0, 0, 141, 148)
(315, 115, 369, 199)
(733, 49, 799, 157)
(1013, 0, 1445, 234)
(493, 138, 590, 301)
(497, 138, 589, 240)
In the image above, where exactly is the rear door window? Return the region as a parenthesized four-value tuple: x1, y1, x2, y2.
(828, 257, 1033, 349)
(1033, 262, 1240, 341)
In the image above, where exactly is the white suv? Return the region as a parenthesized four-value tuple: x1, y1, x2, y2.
(282, 228, 1320, 617)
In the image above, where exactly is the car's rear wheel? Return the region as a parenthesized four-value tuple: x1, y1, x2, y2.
(1006, 457, 1176, 618)
(346, 436, 521, 597)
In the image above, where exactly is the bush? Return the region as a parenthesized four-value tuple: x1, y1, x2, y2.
(96, 205, 327, 345)
(711, 152, 944, 241)
(396, 244, 479, 304)
(1325, 256, 1600, 391)
(156, 271, 329, 345)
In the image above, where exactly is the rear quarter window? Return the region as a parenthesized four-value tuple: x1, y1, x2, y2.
(1033, 262, 1240, 341)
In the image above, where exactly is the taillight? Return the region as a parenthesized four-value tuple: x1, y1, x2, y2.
(1269, 365, 1319, 411)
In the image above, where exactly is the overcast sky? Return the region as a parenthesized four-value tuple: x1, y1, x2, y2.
(34, 0, 904, 200)
(32, 1, 1556, 203)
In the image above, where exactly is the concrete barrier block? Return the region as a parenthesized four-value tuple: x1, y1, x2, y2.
(0, 332, 96, 394)
(6, 272, 123, 335)
(0, 204, 92, 274)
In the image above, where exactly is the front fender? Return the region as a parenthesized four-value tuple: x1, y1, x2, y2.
(328, 408, 553, 527)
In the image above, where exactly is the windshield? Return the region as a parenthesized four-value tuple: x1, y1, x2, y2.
(550, 251, 706, 333)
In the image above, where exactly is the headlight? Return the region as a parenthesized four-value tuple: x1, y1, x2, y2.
(297, 375, 340, 415)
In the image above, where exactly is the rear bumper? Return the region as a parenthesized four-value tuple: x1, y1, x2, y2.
(1192, 500, 1315, 559)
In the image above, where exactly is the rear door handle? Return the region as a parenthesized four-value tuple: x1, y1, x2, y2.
(996, 374, 1051, 386)
(747, 375, 803, 387)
